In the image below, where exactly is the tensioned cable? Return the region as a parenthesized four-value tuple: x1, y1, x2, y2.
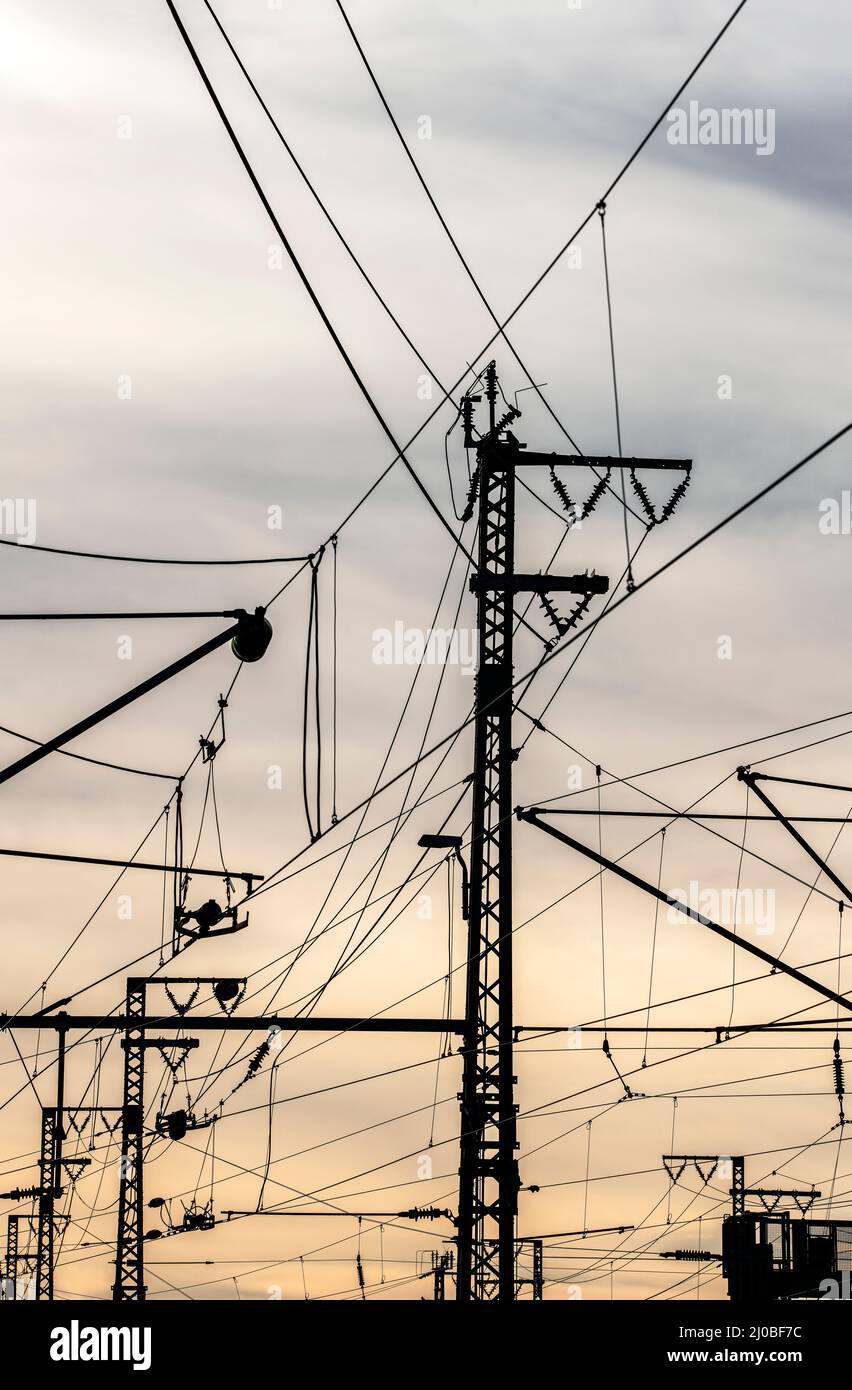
(515, 528, 652, 723)
(8, 0, 752, 594)
(28, 711, 850, 1189)
(180, 926, 852, 1145)
(48, 1050, 839, 1301)
(776, 797, 852, 961)
(246, 749, 852, 1103)
(192, 559, 474, 1105)
(6, 0, 795, 1284)
(146, 1042, 832, 1245)
(167, 0, 750, 656)
(302, 556, 322, 842)
(0, 673, 246, 1137)
(529, 709, 852, 806)
(7, 775, 465, 1134)
(226, 700, 811, 1156)
(597, 770, 608, 1037)
(202, 1, 480, 471)
(246, 0, 743, 623)
(167, 0, 470, 567)
(66, 1105, 846, 1300)
(203, 782, 471, 1108)
(0, 536, 309, 565)
(280, 537, 477, 1025)
(665, 1099, 678, 1224)
(217, 761, 846, 1120)
(597, 200, 635, 588)
(203, 0, 641, 537)
(331, 535, 339, 825)
(190, 0, 753, 621)
(728, 781, 750, 1028)
(251, 416, 852, 908)
(254, 535, 474, 1014)
(519, 424, 852, 713)
(533, 1121, 833, 1294)
(0, 723, 174, 781)
(524, 722, 852, 909)
(332, 0, 645, 527)
(642, 829, 666, 1068)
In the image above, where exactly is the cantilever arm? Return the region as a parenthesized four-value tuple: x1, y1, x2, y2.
(0, 609, 271, 790)
(516, 806, 852, 1015)
(737, 767, 852, 905)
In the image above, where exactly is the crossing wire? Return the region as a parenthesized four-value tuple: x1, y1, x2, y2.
(166, 0, 470, 567)
(1, 0, 754, 593)
(6, 0, 822, 1295)
(191, 538, 474, 1102)
(597, 201, 635, 587)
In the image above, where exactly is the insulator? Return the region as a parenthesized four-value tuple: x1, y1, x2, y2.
(494, 406, 520, 437)
(246, 1038, 271, 1080)
(549, 464, 610, 529)
(834, 1039, 845, 1098)
(538, 591, 565, 641)
(461, 393, 480, 449)
(164, 981, 200, 1017)
(156, 1040, 193, 1077)
(538, 589, 595, 643)
(401, 1206, 450, 1222)
(629, 467, 692, 527)
(460, 468, 480, 523)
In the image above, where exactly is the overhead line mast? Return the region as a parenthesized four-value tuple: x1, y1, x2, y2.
(0, 993, 466, 1301)
(455, 363, 691, 1300)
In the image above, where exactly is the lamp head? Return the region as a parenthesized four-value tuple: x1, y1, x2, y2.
(232, 608, 273, 663)
(418, 834, 463, 850)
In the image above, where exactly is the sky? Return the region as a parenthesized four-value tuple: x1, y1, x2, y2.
(0, 0, 851, 1301)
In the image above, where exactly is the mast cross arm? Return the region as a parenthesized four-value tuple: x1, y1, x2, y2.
(514, 451, 692, 471)
(470, 573, 609, 596)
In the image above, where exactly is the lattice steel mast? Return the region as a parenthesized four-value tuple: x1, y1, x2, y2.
(455, 362, 690, 1300)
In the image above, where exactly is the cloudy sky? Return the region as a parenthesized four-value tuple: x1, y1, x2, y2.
(0, 0, 850, 1301)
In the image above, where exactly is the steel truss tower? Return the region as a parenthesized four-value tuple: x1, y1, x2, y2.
(455, 364, 614, 1300)
(455, 364, 521, 1302)
(4, 1214, 39, 1301)
(4, 1213, 18, 1300)
(106, 980, 457, 1301)
(455, 362, 690, 1299)
(35, 1108, 58, 1302)
(113, 978, 146, 1301)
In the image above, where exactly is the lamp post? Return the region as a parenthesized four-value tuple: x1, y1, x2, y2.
(417, 833, 469, 920)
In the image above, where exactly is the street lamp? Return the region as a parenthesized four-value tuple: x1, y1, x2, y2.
(417, 833, 469, 920)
